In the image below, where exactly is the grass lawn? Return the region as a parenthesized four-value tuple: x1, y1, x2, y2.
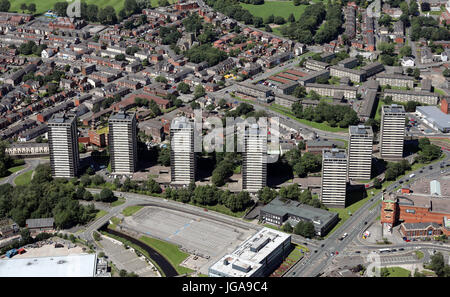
(382, 267, 411, 277)
(270, 105, 348, 133)
(375, 98, 386, 121)
(94, 209, 108, 220)
(415, 250, 424, 260)
(8, 164, 26, 174)
(434, 88, 447, 96)
(110, 197, 126, 207)
(122, 205, 143, 216)
(139, 235, 194, 275)
(14, 170, 33, 186)
(240, 1, 308, 20)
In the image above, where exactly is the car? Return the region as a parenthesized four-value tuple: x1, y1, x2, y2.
(355, 251, 361, 254)
(314, 250, 318, 253)
(399, 248, 404, 251)
(419, 170, 423, 173)
(335, 251, 339, 255)
(399, 180, 404, 184)
(321, 244, 325, 247)
(364, 221, 367, 225)
(429, 166, 433, 169)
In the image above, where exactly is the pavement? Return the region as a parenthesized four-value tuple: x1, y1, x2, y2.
(285, 151, 450, 277)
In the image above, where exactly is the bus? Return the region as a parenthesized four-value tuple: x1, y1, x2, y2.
(379, 248, 390, 253)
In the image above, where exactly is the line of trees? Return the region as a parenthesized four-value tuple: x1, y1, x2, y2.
(0, 164, 98, 229)
(292, 101, 359, 128)
(164, 183, 253, 213)
(416, 138, 441, 164)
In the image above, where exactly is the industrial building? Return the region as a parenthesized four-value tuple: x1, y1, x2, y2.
(242, 123, 267, 193)
(170, 117, 196, 186)
(380, 104, 406, 160)
(347, 125, 373, 180)
(260, 197, 339, 236)
(321, 148, 348, 208)
(0, 254, 98, 277)
(108, 111, 137, 175)
(415, 106, 450, 133)
(48, 113, 80, 178)
(208, 228, 291, 277)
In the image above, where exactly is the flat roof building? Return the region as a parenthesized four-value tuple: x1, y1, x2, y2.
(0, 254, 97, 277)
(348, 125, 373, 180)
(170, 117, 195, 186)
(48, 113, 79, 178)
(208, 228, 291, 277)
(260, 197, 339, 236)
(108, 111, 137, 175)
(321, 148, 348, 208)
(242, 123, 267, 193)
(380, 104, 405, 160)
(415, 106, 450, 133)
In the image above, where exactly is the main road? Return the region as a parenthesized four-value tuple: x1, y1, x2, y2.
(80, 189, 319, 249)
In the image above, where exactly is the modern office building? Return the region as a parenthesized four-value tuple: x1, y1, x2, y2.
(48, 113, 79, 178)
(348, 125, 373, 180)
(108, 111, 137, 175)
(242, 123, 267, 193)
(380, 104, 406, 160)
(170, 116, 195, 186)
(260, 197, 339, 236)
(208, 228, 291, 277)
(321, 148, 348, 208)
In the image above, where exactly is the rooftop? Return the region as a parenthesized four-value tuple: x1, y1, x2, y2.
(0, 254, 96, 277)
(209, 228, 290, 277)
(261, 197, 338, 228)
(323, 148, 347, 159)
(416, 106, 450, 130)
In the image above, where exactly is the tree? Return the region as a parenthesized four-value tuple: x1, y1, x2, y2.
(124, 0, 139, 15)
(257, 186, 277, 204)
(0, 0, 10, 12)
(83, 191, 93, 201)
(302, 221, 315, 238)
(98, 6, 117, 25)
(443, 68, 450, 77)
(194, 85, 205, 99)
(282, 222, 293, 233)
(115, 54, 125, 61)
(399, 46, 412, 57)
(80, 174, 91, 187)
(413, 68, 420, 80)
(99, 188, 115, 202)
(53, 1, 68, 16)
(288, 13, 295, 23)
(20, 3, 27, 12)
(265, 14, 274, 24)
(265, 24, 272, 32)
(373, 178, 382, 189)
(157, 147, 170, 166)
(177, 82, 190, 94)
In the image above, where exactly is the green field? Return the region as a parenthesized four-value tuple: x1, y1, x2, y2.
(122, 205, 143, 216)
(8, 0, 177, 16)
(9, 0, 125, 15)
(0, 165, 26, 182)
(240, 1, 309, 20)
(139, 235, 194, 275)
(381, 267, 411, 277)
(14, 170, 33, 186)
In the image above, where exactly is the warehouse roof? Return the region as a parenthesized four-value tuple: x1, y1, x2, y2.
(25, 218, 54, 229)
(416, 106, 450, 131)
